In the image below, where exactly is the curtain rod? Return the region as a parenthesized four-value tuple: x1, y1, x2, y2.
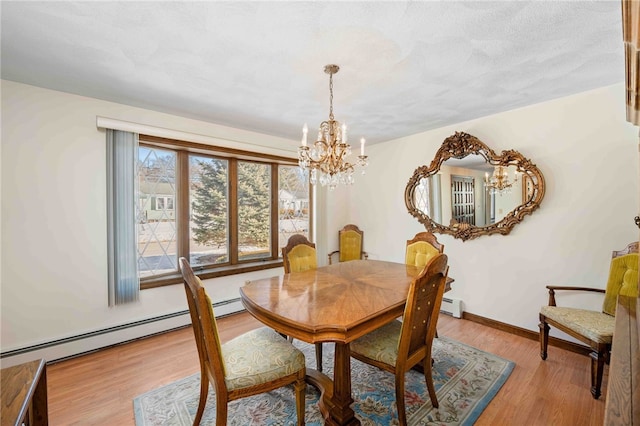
(96, 116, 296, 156)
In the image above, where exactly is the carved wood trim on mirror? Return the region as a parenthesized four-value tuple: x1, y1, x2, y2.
(405, 131, 545, 241)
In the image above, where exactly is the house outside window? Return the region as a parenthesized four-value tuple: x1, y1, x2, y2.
(156, 196, 174, 211)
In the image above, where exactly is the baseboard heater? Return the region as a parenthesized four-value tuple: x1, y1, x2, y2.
(0, 298, 245, 368)
(440, 297, 463, 318)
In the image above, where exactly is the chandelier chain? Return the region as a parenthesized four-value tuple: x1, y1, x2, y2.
(329, 72, 334, 121)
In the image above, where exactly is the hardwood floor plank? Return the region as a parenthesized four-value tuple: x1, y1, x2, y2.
(46, 312, 605, 425)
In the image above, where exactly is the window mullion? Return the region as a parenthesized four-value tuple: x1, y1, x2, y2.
(177, 151, 190, 261)
(229, 158, 238, 264)
(271, 164, 279, 260)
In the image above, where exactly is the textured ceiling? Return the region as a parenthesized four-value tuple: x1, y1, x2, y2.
(0, 1, 625, 145)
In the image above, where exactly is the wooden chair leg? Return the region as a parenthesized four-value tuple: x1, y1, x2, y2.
(423, 358, 439, 408)
(590, 349, 606, 399)
(314, 343, 323, 372)
(215, 392, 228, 426)
(194, 373, 209, 426)
(538, 314, 549, 360)
(395, 373, 407, 426)
(294, 374, 306, 425)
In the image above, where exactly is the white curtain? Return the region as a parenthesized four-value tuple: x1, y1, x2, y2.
(106, 129, 139, 306)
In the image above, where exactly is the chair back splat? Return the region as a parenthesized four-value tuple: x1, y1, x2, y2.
(401, 254, 448, 364)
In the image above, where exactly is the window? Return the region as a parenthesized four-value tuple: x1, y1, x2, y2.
(413, 175, 442, 224)
(156, 197, 174, 210)
(137, 136, 310, 288)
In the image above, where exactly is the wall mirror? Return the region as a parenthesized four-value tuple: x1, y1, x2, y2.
(405, 131, 545, 241)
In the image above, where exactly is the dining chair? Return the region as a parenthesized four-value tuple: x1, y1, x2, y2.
(282, 234, 317, 273)
(327, 224, 369, 265)
(405, 231, 444, 268)
(281, 234, 324, 372)
(179, 257, 306, 426)
(350, 253, 449, 425)
(539, 241, 638, 399)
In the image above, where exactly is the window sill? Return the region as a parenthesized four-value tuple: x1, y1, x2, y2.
(140, 259, 284, 290)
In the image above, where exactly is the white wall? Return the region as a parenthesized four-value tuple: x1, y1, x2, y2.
(330, 83, 638, 339)
(2, 80, 637, 367)
(0, 80, 301, 367)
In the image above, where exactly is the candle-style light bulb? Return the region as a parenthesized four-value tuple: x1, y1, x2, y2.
(360, 138, 366, 156)
(302, 123, 308, 147)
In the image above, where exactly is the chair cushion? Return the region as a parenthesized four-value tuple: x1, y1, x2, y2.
(339, 230, 362, 262)
(222, 327, 306, 391)
(602, 253, 639, 316)
(406, 242, 439, 268)
(350, 320, 402, 366)
(287, 244, 317, 272)
(540, 306, 615, 344)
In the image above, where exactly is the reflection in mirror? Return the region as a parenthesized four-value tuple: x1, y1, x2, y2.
(406, 132, 545, 241)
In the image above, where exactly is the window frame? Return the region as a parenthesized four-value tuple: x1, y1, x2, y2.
(139, 135, 312, 290)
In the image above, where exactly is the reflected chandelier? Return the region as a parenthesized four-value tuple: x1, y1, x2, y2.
(484, 165, 519, 195)
(298, 64, 368, 189)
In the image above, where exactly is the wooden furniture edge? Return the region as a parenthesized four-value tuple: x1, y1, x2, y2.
(604, 295, 638, 425)
(1, 358, 48, 425)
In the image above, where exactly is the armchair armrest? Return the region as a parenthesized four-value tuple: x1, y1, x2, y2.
(545, 285, 606, 306)
(328, 250, 369, 265)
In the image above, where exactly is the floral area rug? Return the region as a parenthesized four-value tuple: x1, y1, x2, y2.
(134, 336, 514, 426)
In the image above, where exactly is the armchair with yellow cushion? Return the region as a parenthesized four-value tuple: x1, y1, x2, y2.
(405, 232, 444, 268)
(328, 224, 368, 265)
(539, 241, 639, 399)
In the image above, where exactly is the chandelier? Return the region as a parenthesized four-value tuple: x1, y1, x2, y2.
(484, 165, 519, 195)
(298, 64, 368, 190)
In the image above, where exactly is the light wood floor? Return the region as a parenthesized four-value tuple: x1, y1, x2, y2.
(46, 312, 606, 425)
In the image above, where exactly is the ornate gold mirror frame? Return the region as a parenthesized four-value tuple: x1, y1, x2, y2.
(405, 131, 545, 241)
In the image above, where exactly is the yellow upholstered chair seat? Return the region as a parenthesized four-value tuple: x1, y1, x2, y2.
(539, 306, 615, 344)
(538, 242, 638, 399)
(350, 319, 402, 366)
(222, 327, 306, 391)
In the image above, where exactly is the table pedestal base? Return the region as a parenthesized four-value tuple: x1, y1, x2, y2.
(305, 342, 360, 426)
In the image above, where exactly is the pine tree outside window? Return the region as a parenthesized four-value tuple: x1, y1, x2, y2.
(137, 135, 311, 289)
